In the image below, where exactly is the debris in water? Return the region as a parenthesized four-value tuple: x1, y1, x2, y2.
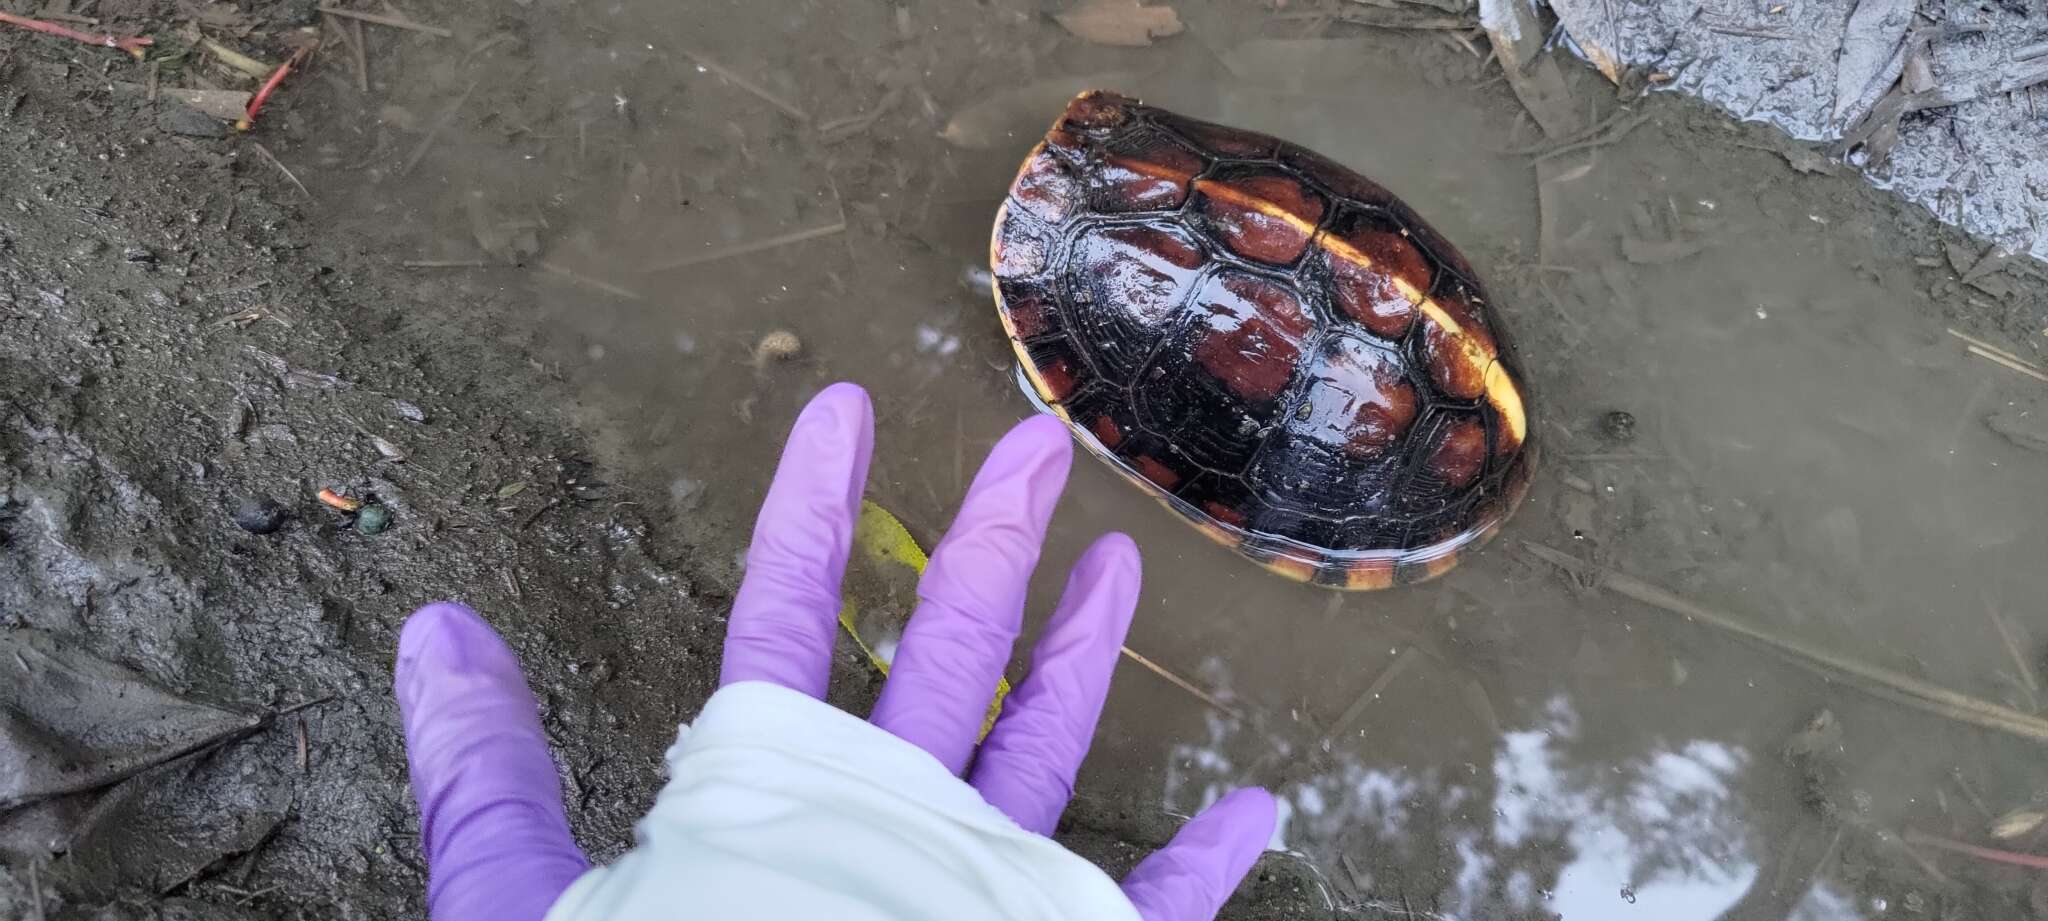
(1522, 541, 2048, 744)
(651, 222, 847, 272)
(1600, 410, 1637, 442)
(0, 11, 152, 59)
(1621, 235, 1707, 265)
(315, 5, 452, 38)
(1992, 808, 2048, 841)
(940, 72, 1138, 149)
(1986, 405, 2048, 453)
(1949, 328, 2048, 385)
(753, 329, 804, 367)
(683, 50, 810, 123)
(237, 44, 316, 132)
(1054, 0, 1184, 47)
(316, 487, 364, 513)
(355, 504, 392, 535)
(232, 496, 288, 534)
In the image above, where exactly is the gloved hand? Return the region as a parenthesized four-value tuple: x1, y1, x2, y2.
(395, 381, 1276, 921)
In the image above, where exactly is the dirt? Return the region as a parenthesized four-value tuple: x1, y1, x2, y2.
(2, 0, 2048, 919)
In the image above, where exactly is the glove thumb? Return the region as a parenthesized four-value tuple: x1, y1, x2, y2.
(397, 602, 590, 921)
(1120, 787, 1277, 921)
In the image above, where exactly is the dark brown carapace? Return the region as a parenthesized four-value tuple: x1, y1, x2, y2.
(990, 91, 1535, 590)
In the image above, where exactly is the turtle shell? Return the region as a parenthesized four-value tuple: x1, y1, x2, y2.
(990, 90, 1535, 590)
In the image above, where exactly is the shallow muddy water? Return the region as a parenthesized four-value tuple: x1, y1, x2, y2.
(317, 1, 2048, 916)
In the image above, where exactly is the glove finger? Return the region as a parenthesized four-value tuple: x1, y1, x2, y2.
(721, 382, 875, 698)
(969, 532, 1140, 835)
(1120, 788, 1277, 921)
(396, 602, 590, 921)
(868, 413, 1072, 773)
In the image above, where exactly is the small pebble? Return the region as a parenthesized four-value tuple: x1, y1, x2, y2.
(232, 495, 288, 534)
(355, 504, 393, 535)
(392, 399, 429, 423)
(122, 245, 156, 263)
(1601, 410, 1637, 443)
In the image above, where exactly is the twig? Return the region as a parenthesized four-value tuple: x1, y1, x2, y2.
(27, 857, 43, 921)
(295, 716, 309, 773)
(536, 261, 643, 300)
(402, 258, 488, 268)
(1324, 647, 1422, 742)
(1988, 603, 2041, 708)
(683, 49, 810, 123)
(0, 11, 151, 59)
(650, 221, 846, 272)
(1704, 23, 1794, 40)
(350, 19, 368, 92)
(1522, 542, 2048, 743)
(316, 5, 452, 37)
(399, 79, 476, 176)
(1120, 646, 1242, 721)
(1967, 345, 2048, 384)
(250, 143, 311, 201)
(1904, 829, 2048, 870)
(1528, 112, 1652, 162)
(1949, 327, 2048, 383)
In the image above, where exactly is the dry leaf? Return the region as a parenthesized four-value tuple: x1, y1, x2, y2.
(1055, 0, 1184, 47)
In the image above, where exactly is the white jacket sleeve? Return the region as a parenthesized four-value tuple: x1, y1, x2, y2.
(542, 680, 1146, 921)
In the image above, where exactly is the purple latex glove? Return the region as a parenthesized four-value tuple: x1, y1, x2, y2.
(395, 381, 1277, 921)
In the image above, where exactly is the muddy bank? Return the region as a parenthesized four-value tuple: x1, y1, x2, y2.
(0, 24, 1328, 920)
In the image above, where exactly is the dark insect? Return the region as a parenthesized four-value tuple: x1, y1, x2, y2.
(989, 91, 1536, 589)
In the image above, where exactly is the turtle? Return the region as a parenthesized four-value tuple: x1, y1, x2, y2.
(988, 90, 1535, 590)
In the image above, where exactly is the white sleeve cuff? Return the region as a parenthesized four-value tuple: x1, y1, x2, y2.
(543, 680, 1144, 921)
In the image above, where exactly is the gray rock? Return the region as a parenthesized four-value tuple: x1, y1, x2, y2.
(156, 104, 228, 139)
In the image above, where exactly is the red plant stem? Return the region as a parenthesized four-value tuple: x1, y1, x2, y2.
(0, 11, 152, 59)
(238, 44, 315, 131)
(1904, 829, 2048, 871)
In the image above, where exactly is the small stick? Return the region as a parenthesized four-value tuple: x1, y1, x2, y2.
(537, 261, 643, 300)
(351, 19, 368, 92)
(1967, 345, 2048, 384)
(250, 143, 311, 200)
(402, 258, 487, 268)
(1523, 542, 2048, 743)
(684, 49, 810, 123)
(1988, 604, 2041, 706)
(1947, 327, 2040, 368)
(1120, 645, 1242, 721)
(295, 715, 309, 773)
(0, 11, 151, 59)
(650, 221, 846, 272)
(316, 5, 452, 37)
(1324, 646, 1421, 741)
(1903, 829, 2048, 871)
(1529, 113, 1653, 162)
(28, 857, 43, 921)
(399, 79, 476, 176)
(1705, 24, 1794, 39)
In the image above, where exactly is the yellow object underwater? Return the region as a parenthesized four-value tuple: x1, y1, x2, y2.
(837, 499, 1012, 740)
